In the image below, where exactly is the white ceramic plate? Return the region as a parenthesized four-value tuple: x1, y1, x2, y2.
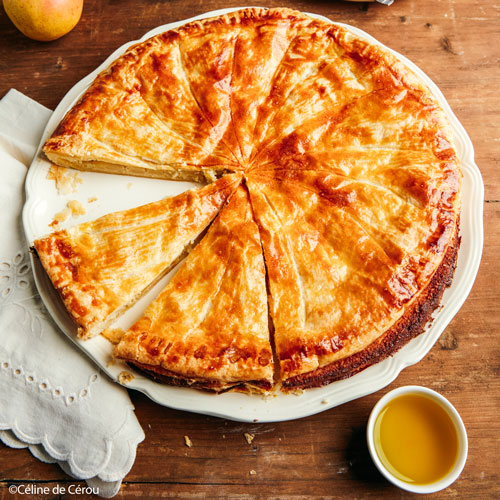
(23, 8, 483, 423)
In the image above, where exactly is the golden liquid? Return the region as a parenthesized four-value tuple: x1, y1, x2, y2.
(374, 393, 459, 485)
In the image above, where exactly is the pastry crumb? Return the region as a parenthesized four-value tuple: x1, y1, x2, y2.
(49, 199, 85, 228)
(321, 399, 329, 405)
(67, 199, 86, 216)
(127, 183, 133, 189)
(118, 371, 134, 384)
(88, 196, 98, 203)
(102, 328, 125, 345)
(292, 389, 304, 396)
(184, 435, 193, 448)
(47, 165, 82, 195)
(244, 432, 255, 445)
(50, 207, 71, 227)
(249, 470, 257, 476)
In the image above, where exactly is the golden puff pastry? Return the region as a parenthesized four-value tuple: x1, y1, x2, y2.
(38, 8, 461, 392)
(43, 8, 312, 180)
(114, 185, 273, 393)
(33, 174, 241, 339)
(246, 167, 459, 389)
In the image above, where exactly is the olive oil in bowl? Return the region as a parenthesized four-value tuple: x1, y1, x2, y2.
(374, 393, 458, 484)
(367, 386, 468, 494)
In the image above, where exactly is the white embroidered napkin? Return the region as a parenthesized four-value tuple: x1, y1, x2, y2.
(0, 89, 145, 498)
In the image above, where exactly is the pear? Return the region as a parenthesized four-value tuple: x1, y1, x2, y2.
(3, 0, 83, 42)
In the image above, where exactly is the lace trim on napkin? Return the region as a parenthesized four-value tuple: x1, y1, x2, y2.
(0, 247, 144, 494)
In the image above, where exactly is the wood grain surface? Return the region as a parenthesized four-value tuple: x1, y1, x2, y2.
(1, 1, 499, 499)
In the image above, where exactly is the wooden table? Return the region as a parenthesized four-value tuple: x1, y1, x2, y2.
(1, 1, 499, 498)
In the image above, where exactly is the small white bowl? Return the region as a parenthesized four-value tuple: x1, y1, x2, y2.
(366, 386, 468, 494)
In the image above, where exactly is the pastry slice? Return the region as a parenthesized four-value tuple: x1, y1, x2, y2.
(114, 185, 273, 393)
(33, 174, 241, 339)
(246, 173, 458, 390)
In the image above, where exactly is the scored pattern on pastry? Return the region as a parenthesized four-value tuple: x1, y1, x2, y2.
(114, 185, 273, 392)
(246, 164, 457, 387)
(37, 8, 461, 392)
(34, 174, 241, 339)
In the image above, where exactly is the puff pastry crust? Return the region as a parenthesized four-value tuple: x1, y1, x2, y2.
(33, 174, 241, 339)
(39, 8, 462, 392)
(114, 186, 273, 392)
